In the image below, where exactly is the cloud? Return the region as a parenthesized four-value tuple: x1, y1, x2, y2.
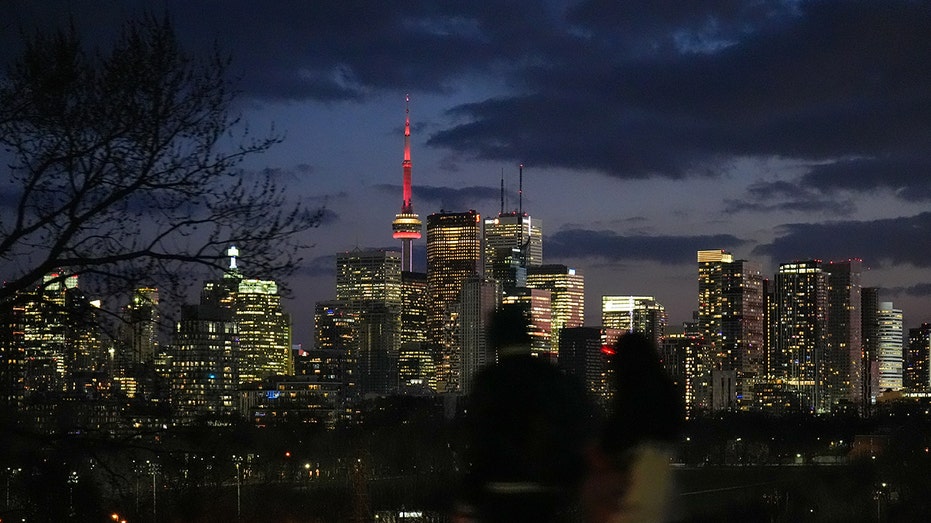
(295, 254, 336, 278)
(801, 156, 931, 201)
(547, 229, 749, 265)
(753, 212, 931, 267)
(724, 180, 855, 215)
(375, 183, 500, 211)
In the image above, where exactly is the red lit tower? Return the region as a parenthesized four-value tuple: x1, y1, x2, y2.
(391, 95, 422, 271)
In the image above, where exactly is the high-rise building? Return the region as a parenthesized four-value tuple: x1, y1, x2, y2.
(861, 287, 880, 410)
(122, 287, 159, 366)
(696, 250, 765, 411)
(391, 96, 422, 272)
(502, 288, 553, 359)
(905, 323, 931, 393)
(458, 276, 499, 395)
(601, 295, 666, 348)
(201, 247, 293, 386)
(483, 212, 543, 291)
(876, 301, 903, 393)
(527, 265, 584, 358)
(398, 271, 432, 390)
(169, 302, 239, 425)
(559, 326, 610, 410)
(426, 210, 482, 393)
(236, 278, 293, 383)
(335, 249, 402, 396)
(825, 260, 863, 411)
(313, 300, 358, 407)
(773, 260, 828, 412)
(661, 321, 707, 419)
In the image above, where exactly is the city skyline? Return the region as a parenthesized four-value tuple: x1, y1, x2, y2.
(4, 1, 931, 345)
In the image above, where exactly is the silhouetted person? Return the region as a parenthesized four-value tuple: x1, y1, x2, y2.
(584, 332, 684, 523)
(460, 304, 595, 522)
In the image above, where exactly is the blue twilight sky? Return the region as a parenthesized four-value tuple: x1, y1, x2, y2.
(4, 1, 931, 345)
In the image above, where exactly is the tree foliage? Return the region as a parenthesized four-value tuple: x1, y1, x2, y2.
(0, 15, 320, 304)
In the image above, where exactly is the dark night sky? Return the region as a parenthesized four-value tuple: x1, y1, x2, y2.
(4, 1, 931, 345)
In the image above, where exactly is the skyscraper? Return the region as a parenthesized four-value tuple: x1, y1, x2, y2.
(773, 260, 828, 412)
(876, 301, 903, 393)
(483, 205, 542, 295)
(526, 265, 584, 357)
(335, 249, 402, 395)
(601, 295, 666, 347)
(697, 250, 764, 411)
(236, 278, 293, 383)
(426, 210, 482, 393)
(861, 287, 880, 410)
(905, 323, 931, 393)
(825, 260, 863, 410)
(501, 287, 553, 359)
(391, 95, 422, 272)
(398, 271, 432, 390)
(458, 275, 499, 394)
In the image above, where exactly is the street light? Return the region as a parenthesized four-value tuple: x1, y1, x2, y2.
(233, 455, 243, 519)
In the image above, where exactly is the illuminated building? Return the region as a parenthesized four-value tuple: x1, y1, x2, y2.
(391, 95, 422, 272)
(236, 278, 293, 384)
(825, 260, 863, 410)
(458, 276, 499, 395)
(483, 211, 542, 291)
(773, 260, 828, 412)
(426, 210, 482, 393)
(398, 271, 432, 390)
(661, 323, 707, 418)
(861, 287, 880, 410)
(201, 247, 293, 386)
(876, 301, 903, 393)
(526, 265, 584, 358)
(696, 250, 764, 411)
(169, 302, 239, 425)
(905, 323, 931, 393)
(601, 295, 666, 348)
(501, 288, 552, 359)
(240, 376, 342, 429)
(336, 249, 402, 395)
(122, 287, 159, 366)
(559, 326, 610, 410)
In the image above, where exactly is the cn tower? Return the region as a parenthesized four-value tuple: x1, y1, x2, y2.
(391, 95, 422, 271)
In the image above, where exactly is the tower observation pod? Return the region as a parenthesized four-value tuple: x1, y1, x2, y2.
(392, 95, 422, 271)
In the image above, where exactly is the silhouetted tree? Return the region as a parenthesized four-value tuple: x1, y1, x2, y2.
(0, 14, 321, 306)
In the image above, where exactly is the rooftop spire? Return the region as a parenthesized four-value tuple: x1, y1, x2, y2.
(402, 94, 413, 213)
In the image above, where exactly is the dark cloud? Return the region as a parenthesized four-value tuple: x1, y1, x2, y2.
(6, 1, 931, 189)
(375, 183, 500, 212)
(724, 180, 855, 215)
(295, 254, 336, 278)
(547, 229, 749, 265)
(896, 283, 931, 298)
(753, 212, 931, 267)
(802, 156, 931, 201)
(428, 1, 931, 181)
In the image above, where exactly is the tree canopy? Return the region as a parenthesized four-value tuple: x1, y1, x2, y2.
(0, 15, 320, 304)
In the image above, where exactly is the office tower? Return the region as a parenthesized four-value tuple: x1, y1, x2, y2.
(861, 287, 880, 410)
(483, 213, 543, 291)
(391, 95, 423, 272)
(398, 271, 433, 390)
(905, 323, 931, 392)
(501, 288, 553, 359)
(661, 321, 707, 419)
(169, 302, 239, 424)
(201, 247, 293, 386)
(123, 287, 159, 366)
(236, 278, 293, 383)
(335, 249, 402, 396)
(337, 249, 402, 304)
(825, 260, 863, 411)
(526, 265, 584, 358)
(313, 300, 358, 407)
(426, 210, 482, 393)
(559, 326, 610, 410)
(876, 301, 903, 393)
(458, 276, 499, 395)
(601, 295, 666, 347)
(114, 286, 160, 398)
(773, 260, 828, 412)
(697, 250, 765, 411)
(0, 295, 26, 407)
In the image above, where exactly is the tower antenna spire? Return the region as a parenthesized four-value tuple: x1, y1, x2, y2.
(519, 163, 523, 216)
(392, 94, 422, 272)
(500, 168, 505, 215)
